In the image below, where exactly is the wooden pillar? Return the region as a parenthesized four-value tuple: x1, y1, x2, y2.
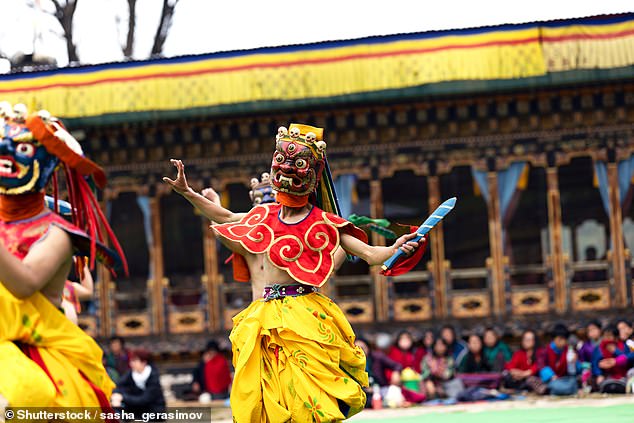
(370, 179, 388, 321)
(149, 196, 166, 334)
(97, 264, 112, 338)
(607, 163, 627, 308)
(98, 199, 113, 338)
(486, 172, 506, 316)
(546, 167, 567, 314)
(427, 176, 448, 318)
(202, 217, 221, 331)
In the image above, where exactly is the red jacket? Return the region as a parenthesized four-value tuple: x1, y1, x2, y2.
(598, 340, 628, 380)
(505, 349, 539, 375)
(204, 354, 232, 394)
(386, 346, 425, 380)
(538, 343, 569, 379)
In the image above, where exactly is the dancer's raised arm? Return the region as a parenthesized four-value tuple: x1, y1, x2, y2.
(340, 231, 424, 266)
(163, 159, 241, 224)
(201, 187, 247, 223)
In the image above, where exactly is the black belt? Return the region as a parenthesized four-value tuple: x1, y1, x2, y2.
(262, 284, 318, 301)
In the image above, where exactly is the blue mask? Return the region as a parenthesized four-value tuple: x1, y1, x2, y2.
(0, 122, 59, 195)
(249, 173, 276, 206)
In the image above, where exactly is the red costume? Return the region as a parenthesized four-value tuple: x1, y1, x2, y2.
(0, 199, 117, 266)
(214, 203, 367, 287)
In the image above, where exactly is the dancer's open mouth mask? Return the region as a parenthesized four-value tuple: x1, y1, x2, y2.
(270, 124, 326, 208)
(0, 105, 59, 195)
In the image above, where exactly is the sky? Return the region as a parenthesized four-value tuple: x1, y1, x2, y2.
(0, 0, 632, 67)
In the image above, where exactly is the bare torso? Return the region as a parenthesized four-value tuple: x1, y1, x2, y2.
(38, 236, 73, 307)
(244, 254, 299, 299)
(228, 204, 316, 300)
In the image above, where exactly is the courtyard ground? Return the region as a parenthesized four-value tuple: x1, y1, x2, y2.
(170, 396, 634, 422)
(349, 396, 634, 422)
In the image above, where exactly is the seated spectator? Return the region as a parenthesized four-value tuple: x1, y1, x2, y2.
(104, 336, 131, 383)
(356, 338, 402, 388)
(616, 319, 634, 368)
(373, 332, 394, 365)
(578, 320, 601, 364)
(440, 325, 467, 366)
(576, 320, 601, 390)
(591, 324, 628, 393)
(421, 338, 458, 399)
(503, 329, 546, 394)
(458, 334, 503, 389)
(387, 330, 425, 378)
(483, 328, 512, 371)
(111, 349, 166, 420)
(356, 338, 405, 408)
(458, 334, 491, 373)
(537, 324, 579, 396)
(191, 340, 232, 400)
(422, 329, 435, 352)
(616, 319, 633, 343)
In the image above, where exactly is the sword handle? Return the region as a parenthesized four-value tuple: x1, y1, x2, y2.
(380, 232, 425, 271)
(380, 197, 456, 272)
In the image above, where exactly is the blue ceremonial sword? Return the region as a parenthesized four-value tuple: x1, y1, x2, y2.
(381, 197, 457, 272)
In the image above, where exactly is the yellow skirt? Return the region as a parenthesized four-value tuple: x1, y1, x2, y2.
(230, 292, 368, 423)
(0, 283, 114, 408)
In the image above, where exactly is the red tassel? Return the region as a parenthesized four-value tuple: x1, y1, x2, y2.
(83, 180, 128, 276)
(62, 166, 129, 277)
(51, 171, 59, 214)
(26, 114, 127, 278)
(381, 226, 428, 277)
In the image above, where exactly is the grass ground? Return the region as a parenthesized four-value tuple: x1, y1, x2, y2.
(349, 397, 634, 422)
(173, 396, 634, 422)
(170, 395, 634, 423)
(355, 405, 634, 423)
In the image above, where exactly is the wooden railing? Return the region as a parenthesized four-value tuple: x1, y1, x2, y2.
(95, 246, 629, 337)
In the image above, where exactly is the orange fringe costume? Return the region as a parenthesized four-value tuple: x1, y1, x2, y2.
(0, 109, 126, 414)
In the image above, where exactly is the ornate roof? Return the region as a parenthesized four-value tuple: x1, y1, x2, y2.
(1, 13, 633, 126)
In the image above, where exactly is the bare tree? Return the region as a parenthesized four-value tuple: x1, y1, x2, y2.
(151, 0, 180, 56)
(25, 0, 180, 64)
(49, 0, 79, 63)
(121, 0, 137, 58)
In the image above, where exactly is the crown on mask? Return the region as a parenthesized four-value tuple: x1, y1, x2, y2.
(276, 123, 327, 159)
(0, 103, 84, 155)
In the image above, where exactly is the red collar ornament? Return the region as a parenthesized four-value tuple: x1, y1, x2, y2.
(213, 203, 367, 287)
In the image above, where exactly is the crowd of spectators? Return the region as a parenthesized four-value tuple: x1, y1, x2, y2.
(101, 319, 634, 411)
(355, 320, 634, 407)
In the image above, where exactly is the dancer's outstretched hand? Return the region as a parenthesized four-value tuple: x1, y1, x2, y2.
(393, 232, 425, 257)
(163, 159, 191, 195)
